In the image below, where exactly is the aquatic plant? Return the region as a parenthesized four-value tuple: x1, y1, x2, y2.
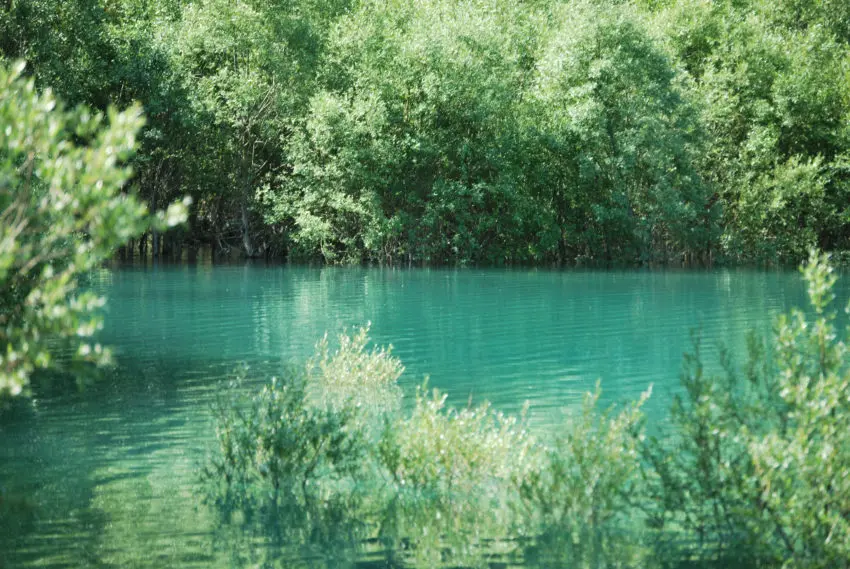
(202, 367, 367, 506)
(307, 324, 404, 430)
(203, 253, 850, 568)
(202, 328, 659, 567)
(378, 381, 538, 495)
(519, 383, 652, 567)
(646, 250, 850, 568)
(375, 382, 541, 566)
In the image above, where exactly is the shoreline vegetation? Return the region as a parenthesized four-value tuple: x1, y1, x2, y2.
(201, 251, 850, 569)
(3, 0, 849, 267)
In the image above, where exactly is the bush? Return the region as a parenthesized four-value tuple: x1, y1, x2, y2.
(646, 250, 850, 568)
(306, 324, 404, 427)
(519, 383, 652, 567)
(372, 382, 538, 567)
(202, 367, 367, 506)
(378, 382, 538, 496)
(203, 326, 403, 507)
(203, 325, 658, 567)
(0, 60, 188, 398)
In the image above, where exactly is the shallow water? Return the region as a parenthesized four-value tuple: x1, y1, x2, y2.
(0, 264, 825, 568)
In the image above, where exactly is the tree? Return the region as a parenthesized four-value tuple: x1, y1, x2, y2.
(168, 0, 349, 258)
(271, 0, 546, 264)
(0, 61, 188, 397)
(524, 1, 714, 264)
(646, 0, 850, 264)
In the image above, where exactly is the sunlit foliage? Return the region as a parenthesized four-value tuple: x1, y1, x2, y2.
(3, 0, 848, 265)
(0, 61, 187, 397)
(645, 251, 850, 567)
(306, 324, 404, 422)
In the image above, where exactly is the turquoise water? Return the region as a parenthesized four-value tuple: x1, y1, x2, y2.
(0, 265, 822, 567)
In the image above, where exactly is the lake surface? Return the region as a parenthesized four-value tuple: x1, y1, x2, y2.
(0, 265, 826, 568)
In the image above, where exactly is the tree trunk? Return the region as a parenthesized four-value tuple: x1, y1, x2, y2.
(151, 190, 159, 260)
(241, 199, 255, 258)
(152, 229, 160, 260)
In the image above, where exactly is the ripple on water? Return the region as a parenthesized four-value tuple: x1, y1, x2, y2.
(0, 265, 825, 568)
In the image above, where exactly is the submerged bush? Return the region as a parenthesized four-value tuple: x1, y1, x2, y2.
(203, 328, 653, 567)
(519, 383, 652, 567)
(307, 324, 404, 425)
(203, 256, 850, 568)
(375, 382, 541, 566)
(378, 382, 538, 496)
(203, 325, 405, 506)
(202, 368, 367, 505)
(647, 250, 850, 568)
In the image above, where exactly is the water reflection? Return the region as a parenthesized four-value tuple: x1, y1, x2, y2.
(1, 265, 828, 568)
(200, 480, 668, 569)
(96, 265, 814, 416)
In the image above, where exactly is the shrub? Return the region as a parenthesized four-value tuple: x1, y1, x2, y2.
(203, 326, 404, 508)
(306, 324, 403, 427)
(375, 382, 540, 567)
(204, 327, 655, 567)
(202, 367, 367, 506)
(646, 250, 850, 568)
(378, 382, 538, 497)
(519, 383, 652, 567)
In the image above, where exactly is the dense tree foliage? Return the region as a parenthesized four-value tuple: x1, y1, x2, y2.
(2, 0, 848, 265)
